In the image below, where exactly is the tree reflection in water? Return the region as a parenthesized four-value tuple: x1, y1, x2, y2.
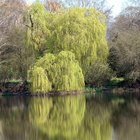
(0, 97, 30, 140)
(0, 95, 140, 140)
(28, 95, 86, 139)
(113, 99, 140, 140)
(77, 99, 113, 140)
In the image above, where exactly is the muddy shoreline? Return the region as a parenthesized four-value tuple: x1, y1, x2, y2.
(0, 82, 139, 96)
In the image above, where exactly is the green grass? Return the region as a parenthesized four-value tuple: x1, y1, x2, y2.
(85, 87, 103, 94)
(108, 77, 125, 87)
(8, 79, 22, 83)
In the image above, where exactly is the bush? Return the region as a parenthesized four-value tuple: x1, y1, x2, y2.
(86, 62, 114, 87)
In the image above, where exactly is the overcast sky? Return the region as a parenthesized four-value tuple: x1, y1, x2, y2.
(107, 0, 124, 16)
(26, 0, 125, 16)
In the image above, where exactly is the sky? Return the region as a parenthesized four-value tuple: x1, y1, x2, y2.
(26, 0, 124, 17)
(107, 0, 125, 16)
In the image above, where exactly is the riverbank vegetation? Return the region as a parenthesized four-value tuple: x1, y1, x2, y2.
(0, 0, 139, 93)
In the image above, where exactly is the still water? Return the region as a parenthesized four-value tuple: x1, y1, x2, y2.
(0, 93, 140, 140)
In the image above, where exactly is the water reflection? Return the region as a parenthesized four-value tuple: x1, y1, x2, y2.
(0, 97, 30, 140)
(77, 99, 112, 140)
(0, 95, 140, 140)
(113, 99, 140, 140)
(28, 96, 85, 139)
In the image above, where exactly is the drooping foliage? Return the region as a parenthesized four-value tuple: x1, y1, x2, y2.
(46, 8, 108, 75)
(26, 1, 49, 53)
(28, 51, 85, 93)
(28, 66, 52, 93)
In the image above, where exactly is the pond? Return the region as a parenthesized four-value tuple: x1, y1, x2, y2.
(0, 93, 140, 140)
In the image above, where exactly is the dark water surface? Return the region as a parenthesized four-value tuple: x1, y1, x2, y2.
(0, 93, 140, 140)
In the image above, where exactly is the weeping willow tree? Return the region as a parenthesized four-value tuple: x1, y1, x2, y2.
(26, 4, 108, 73)
(28, 96, 85, 139)
(46, 8, 108, 75)
(25, 1, 50, 54)
(27, 2, 109, 92)
(28, 51, 85, 93)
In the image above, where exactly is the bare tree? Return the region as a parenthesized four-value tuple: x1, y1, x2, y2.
(43, 0, 111, 15)
(0, 0, 26, 48)
(0, 0, 34, 81)
(108, 6, 140, 82)
(44, 0, 62, 12)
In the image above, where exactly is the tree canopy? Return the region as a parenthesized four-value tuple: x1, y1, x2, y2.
(45, 8, 108, 75)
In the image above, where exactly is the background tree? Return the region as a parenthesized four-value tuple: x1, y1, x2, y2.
(108, 6, 140, 83)
(86, 61, 114, 86)
(43, 0, 112, 16)
(0, 0, 26, 47)
(45, 0, 62, 12)
(0, 28, 34, 81)
(0, 0, 35, 81)
(0, 0, 27, 81)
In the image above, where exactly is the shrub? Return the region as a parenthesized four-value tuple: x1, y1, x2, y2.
(86, 62, 114, 87)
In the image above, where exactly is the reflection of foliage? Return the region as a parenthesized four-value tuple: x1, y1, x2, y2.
(77, 100, 112, 140)
(0, 121, 4, 140)
(28, 96, 85, 139)
(28, 97, 53, 125)
(5, 96, 140, 140)
(113, 100, 140, 140)
(29, 51, 84, 93)
(0, 97, 48, 140)
(45, 96, 85, 138)
(0, 97, 30, 140)
(1, 96, 140, 140)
